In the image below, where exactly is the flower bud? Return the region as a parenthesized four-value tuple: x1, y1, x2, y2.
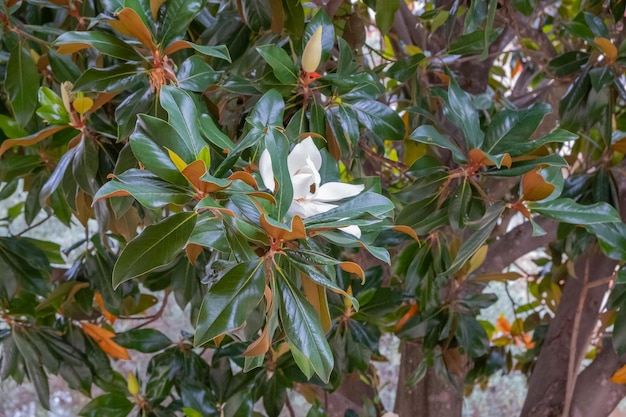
(127, 371, 139, 396)
(302, 26, 323, 73)
(60, 81, 75, 115)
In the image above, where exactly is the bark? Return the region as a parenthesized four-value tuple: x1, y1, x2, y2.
(570, 342, 626, 417)
(520, 247, 617, 417)
(394, 341, 462, 417)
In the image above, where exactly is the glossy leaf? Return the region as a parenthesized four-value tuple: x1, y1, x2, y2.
(54, 31, 146, 61)
(94, 170, 193, 208)
(195, 259, 265, 345)
(112, 212, 198, 287)
(78, 393, 134, 417)
(409, 125, 467, 164)
(6, 46, 39, 127)
(257, 44, 298, 84)
(112, 329, 172, 353)
(160, 86, 208, 159)
(73, 64, 144, 92)
(442, 202, 505, 277)
(177, 56, 221, 92)
(277, 273, 334, 383)
(347, 99, 405, 141)
(484, 103, 551, 155)
(529, 198, 621, 225)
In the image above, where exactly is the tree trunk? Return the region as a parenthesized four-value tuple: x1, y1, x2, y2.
(571, 340, 626, 417)
(394, 341, 462, 417)
(520, 247, 617, 417)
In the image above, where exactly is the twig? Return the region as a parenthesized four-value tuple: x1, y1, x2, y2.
(285, 395, 296, 417)
(562, 265, 614, 417)
(132, 290, 171, 330)
(13, 214, 52, 237)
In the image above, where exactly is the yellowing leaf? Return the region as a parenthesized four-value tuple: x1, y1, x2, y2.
(243, 321, 272, 357)
(150, 0, 166, 20)
(594, 37, 617, 63)
(259, 213, 306, 241)
(81, 322, 130, 360)
(522, 167, 555, 201)
(72, 97, 93, 115)
(465, 245, 488, 276)
(0, 125, 67, 158)
(339, 261, 365, 283)
(94, 292, 117, 324)
(301, 275, 331, 332)
(109, 8, 156, 52)
(611, 364, 626, 384)
(495, 315, 511, 334)
(166, 147, 188, 172)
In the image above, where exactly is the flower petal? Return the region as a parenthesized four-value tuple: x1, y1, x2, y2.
(288, 199, 337, 218)
(259, 149, 275, 192)
(288, 137, 322, 175)
(314, 182, 364, 202)
(339, 225, 361, 238)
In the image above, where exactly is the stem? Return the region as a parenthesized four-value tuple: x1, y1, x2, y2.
(562, 270, 614, 417)
(132, 290, 171, 330)
(285, 394, 296, 417)
(13, 214, 52, 237)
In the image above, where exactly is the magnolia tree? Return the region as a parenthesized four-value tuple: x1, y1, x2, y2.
(1, 0, 626, 416)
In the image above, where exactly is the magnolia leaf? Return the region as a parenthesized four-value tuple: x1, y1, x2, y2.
(112, 212, 197, 287)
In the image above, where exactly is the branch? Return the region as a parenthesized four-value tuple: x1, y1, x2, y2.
(471, 216, 558, 276)
(571, 340, 626, 417)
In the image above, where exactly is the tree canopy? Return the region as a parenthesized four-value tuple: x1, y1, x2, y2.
(0, 0, 626, 416)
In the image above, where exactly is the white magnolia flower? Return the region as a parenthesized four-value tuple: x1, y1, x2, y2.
(259, 137, 364, 237)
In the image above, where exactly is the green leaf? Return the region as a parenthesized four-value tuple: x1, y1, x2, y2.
(112, 212, 197, 288)
(529, 198, 621, 225)
(194, 259, 265, 345)
(374, 0, 399, 35)
(614, 301, 626, 355)
(13, 331, 49, 410)
(484, 102, 551, 155)
(482, 154, 568, 177)
(347, 99, 405, 141)
(200, 115, 235, 152)
(277, 273, 334, 383)
(159, 86, 208, 159)
(445, 79, 483, 149)
(78, 393, 134, 417)
(442, 202, 505, 277)
(586, 222, 626, 261)
(304, 191, 393, 226)
(409, 125, 467, 164)
(135, 114, 193, 162)
(265, 129, 292, 220)
(116, 87, 154, 140)
(54, 31, 147, 61)
(257, 44, 299, 84)
(548, 51, 590, 77)
(0, 114, 27, 138)
(73, 64, 144, 92)
(130, 125, 188, 185)
(6, 46, 39, 127)
(177, 56, 221, 92)
(48, 49, 82, 83)
(448, 180, 472, 231)
(94, 169, 193, 208)
(448, 28, 503, 56)
(181, 381, 218, 416)
(112, 329, 172, 353)
(159, 0, 206, 47)
(36, 87, 70, 125)
(387, 53, 425, 82)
